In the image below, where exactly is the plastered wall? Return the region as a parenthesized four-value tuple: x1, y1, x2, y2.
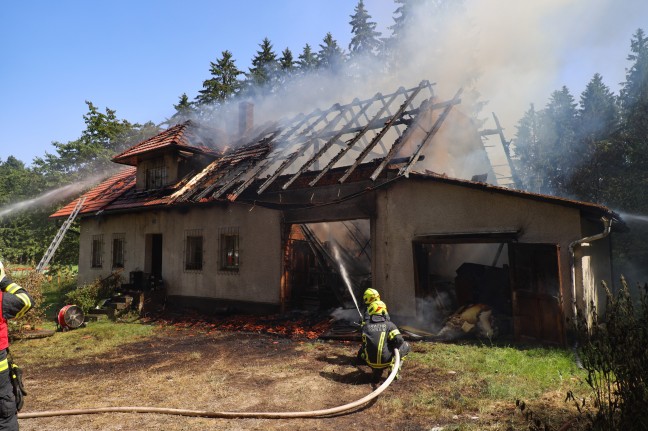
(78, 203, 283, 306)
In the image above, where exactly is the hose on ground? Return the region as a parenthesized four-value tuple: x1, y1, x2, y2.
(18, 349, 400, 420)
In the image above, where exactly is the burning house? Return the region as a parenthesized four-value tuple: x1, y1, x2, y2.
(51, 81, 621, 345)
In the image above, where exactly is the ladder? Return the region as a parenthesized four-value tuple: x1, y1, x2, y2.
(480, 112, 520, 189)
(36, 197, 86, 273)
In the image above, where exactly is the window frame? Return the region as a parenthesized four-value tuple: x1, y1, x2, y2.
(184, 229, 204, 271)
(91, 234, 104, 269)
(145, 157, 168, 190)
(111, 233, 126, 269)
(219, 227, 240, 272)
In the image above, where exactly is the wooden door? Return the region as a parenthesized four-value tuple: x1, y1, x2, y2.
(509, 243, 565, 345)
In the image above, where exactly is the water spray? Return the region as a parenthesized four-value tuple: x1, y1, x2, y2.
(333, 245, 363, 319)
(0, 173, 107, 218)
(619, 212, 648, 224)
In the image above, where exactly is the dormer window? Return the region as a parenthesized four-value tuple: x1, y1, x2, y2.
(145, 158, 167, 189)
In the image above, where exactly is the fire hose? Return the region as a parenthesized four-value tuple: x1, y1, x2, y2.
(18, 349, 400, 420)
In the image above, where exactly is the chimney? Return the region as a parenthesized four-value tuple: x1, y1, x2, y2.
(239, 101, 254, 136)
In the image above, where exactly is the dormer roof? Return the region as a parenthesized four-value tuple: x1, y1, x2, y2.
(112, 121, 220, 166)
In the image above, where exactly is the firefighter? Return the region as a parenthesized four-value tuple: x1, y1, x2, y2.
(0, 261, 33, 431)
(357, 300, 410, 384)
(361, 288, 384, 323)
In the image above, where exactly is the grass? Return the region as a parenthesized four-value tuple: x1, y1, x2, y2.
(10, 320, 156, 368)
(400, 341, 587, 429)
(8, 274, 591, 429)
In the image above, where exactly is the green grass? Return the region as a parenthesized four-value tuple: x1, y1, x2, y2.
(10, 320, 156, 368)
(414, 342, 581, 399)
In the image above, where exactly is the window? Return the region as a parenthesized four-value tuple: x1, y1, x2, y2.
(220, 227, 240, 272)
(91, 234, 104, 268)
(112, 233, 125, 269)
(184, 230, 203, 271)
(146, 158, 167, 189)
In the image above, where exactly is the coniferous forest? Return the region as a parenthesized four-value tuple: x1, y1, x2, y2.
(1, 0, 647, 285)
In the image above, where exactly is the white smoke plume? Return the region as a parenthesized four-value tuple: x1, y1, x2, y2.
(179, 0, 646, 178)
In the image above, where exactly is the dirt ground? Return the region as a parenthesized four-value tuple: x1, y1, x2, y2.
(14, 317, 566, 431)
(17, 326, 441, 431)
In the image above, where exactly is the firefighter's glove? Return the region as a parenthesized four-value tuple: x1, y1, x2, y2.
(9, 361, 26, 411)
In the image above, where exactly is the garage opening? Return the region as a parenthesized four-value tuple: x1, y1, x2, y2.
(283, 220, 371, 313)
(413, 233, 565, 345)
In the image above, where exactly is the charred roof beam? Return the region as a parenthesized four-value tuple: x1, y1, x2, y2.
(282, 96, 377, 190)
(257, 103, 354, 194)
(371, 92, 462, 181)
(339, 81, 428, 184)
(399, 87, 463, 178)
(308, 89, 404, 186)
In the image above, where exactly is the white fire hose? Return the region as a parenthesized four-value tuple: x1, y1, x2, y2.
(18, 349, 400, 420)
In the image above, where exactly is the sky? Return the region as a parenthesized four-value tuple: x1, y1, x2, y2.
(2, 0, 647, 166)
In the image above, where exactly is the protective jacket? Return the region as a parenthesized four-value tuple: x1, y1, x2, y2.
(360, 314, 408, 369)
(0, 265, 33, 431)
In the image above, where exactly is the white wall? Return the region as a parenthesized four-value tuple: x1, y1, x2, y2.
(373, 179, 585, 318)
(78, 203, 283, 307)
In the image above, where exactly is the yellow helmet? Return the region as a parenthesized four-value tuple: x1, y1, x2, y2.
(363, 288, 380, 305)
(367, 300, 388, 316)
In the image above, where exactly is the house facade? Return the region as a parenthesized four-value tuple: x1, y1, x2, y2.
(52, 82, 621, 344)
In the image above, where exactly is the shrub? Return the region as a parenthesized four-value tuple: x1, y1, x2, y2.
(65, 273, 120, 314)
(8, 270, 46, 333)
(571, 276, 648, 430)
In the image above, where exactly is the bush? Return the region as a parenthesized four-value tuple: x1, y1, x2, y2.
(8, 270, 47, 333)
(571, 276, 648, 430)
(65, 272, 120, 314)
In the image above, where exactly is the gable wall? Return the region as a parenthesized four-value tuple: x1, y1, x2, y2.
(373, 179, 588, 318)
(135, 153, 179, 189)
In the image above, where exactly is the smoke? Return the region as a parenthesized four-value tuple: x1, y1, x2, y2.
(175, 0, 643, 184)
(0, 174, 107, 218)
(330, 307, 362, 322)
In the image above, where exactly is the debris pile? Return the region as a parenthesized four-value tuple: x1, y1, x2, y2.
(141, 312, 333, 340)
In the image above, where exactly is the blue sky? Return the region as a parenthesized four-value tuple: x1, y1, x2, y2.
(2, 0, 647, 166)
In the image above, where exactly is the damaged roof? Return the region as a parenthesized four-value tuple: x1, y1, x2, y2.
(50, 80, 621, 226)
(112, 121, 221, 166)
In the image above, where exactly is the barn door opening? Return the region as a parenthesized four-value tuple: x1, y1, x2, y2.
(283, 220, 371, 313)
(413, 240, 513, 336)
(509, 243, 565, 345)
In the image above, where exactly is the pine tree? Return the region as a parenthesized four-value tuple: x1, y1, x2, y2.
(297, 44, 317, 72)
(280, 48, 295, 72)
(513, 104, 542, 191)
(578, 74, 619, 142)
(316, 32, 345, 70)
(538, 86, 579, 195)
(169, 93, 195, 124)
(619, 28, 648, 169)
(195, 50, 243, 106)
(348, 0, 382, 57)
(246, 37, 278, 90)
(568, 74, 621, 202)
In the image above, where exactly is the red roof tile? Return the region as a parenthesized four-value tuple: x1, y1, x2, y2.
(112, 121, 221, 166)
(50, 167, 136, 218)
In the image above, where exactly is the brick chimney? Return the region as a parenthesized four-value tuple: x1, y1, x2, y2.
(239, 101, 254, 136)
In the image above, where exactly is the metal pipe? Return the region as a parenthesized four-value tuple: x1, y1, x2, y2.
(18, 349, 401, 420)
(568, 217, 612, 318)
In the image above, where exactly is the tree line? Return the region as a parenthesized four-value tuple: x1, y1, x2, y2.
(513, 28, 648, 282)
(0, 0, 647, 282)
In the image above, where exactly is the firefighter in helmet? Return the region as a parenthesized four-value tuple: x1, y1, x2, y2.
(0, 261, 33, 430)
(361, 288, 384, 323)
(357, 300, 410, 383)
